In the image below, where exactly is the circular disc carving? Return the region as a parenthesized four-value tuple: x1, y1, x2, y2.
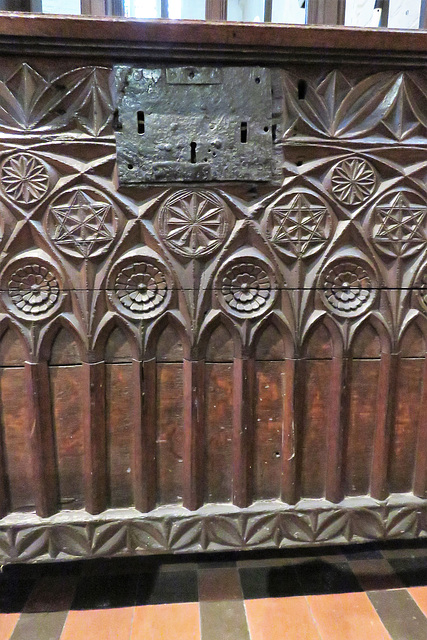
(216, 256, 277, 319)
(48, 187, 118, 259)
(159, 190, 229, 258)
(416, 267, 427, 312)
(1, 153, 49, 205)
(3, 261, 61, 321)
(266, 191, 331, 259)
(331, 157, 377, 205)
(372, 190, 427, 259)
(320, 260, 377, 318)
(110, 258, 171, 320)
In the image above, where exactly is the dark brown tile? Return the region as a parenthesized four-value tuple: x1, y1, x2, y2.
(239, 565, 302, 599)
(368, 588, 427, 640)
(24, 576, 77, 613)
(295, 560, 362, 596)
(9, 611, 67, 640)
(198, 567, 243, 601)
(349, 559, 403, 591)
(200, 600, 250, 640)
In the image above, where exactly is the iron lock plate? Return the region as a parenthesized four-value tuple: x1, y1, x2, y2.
(114, 65, 274, 184)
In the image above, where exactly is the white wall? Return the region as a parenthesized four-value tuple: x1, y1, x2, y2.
(272, 0, 305, 24)
(42, 0, 80, 14)
(388, 0, 421, 29)
(180, 0, 205, 20)
(228, 0, 265, 22)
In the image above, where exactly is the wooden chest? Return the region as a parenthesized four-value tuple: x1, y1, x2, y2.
(0, 14, 425, 562)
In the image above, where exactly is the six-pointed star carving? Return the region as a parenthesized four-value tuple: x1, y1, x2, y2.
(270, 193, 328, 257)
(50, 190, 114, 258)
(374, 192, 427, 258)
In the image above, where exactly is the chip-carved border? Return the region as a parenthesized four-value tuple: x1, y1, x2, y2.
(0, 497, 426, 564)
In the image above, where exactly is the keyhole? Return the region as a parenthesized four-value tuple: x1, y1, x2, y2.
(298, 79, 307, 100)
(137, 111, 145, 134)
(272, 123, 277, 142)
(190, 141, 197, 163)
(241, 121, 248, 143)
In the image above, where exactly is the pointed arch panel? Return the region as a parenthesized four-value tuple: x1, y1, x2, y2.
(204, 323, 234, 503)
(105, 326, 134, 508)
(49, 327, 85, 509)
(0, 328, 33, 512)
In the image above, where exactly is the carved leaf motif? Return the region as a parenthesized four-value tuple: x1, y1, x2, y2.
(50, 525, 92, 557)
(386, 508, 419, 538)
(349, 509, 384, 540)
(131, 521, 169, 551)
(0, 64, 112, 134)
(205, 516, 243, 548)
(15, 527, 50, 560)
(280, 513, 314, 543)
(283, 71, 427, 140)
(91, 523, 128, 556)
(0, 530, 13, 560)
(243, 514, 281, 547)
(168, 519, 203, 550)
(315, 511, 349, 542)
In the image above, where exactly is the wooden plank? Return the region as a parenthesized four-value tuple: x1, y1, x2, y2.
(183, 359, 205, 510)
(300, 360, 329, 499)
(232, 357, 255, 507)
(25, 362, 58, 517)
(281, 357, 296, 504)
(83, 362, 107, 514)
(254, 361, 284, 501)
(414, 356, 427, 497)
(205, 363, 233, 503)
(345, 359, 380, 496)
(325, 355, 345, 503)
(105, 362, 133, 507)
(133, 359, 156, 512)
(50, 364, 85, 510)
(156, 362, 184, 505)
(370, 352, 395, 499)
(389, 358, 423, 493)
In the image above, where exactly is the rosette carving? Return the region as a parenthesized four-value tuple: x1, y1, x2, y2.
(158, 189, 229, 258)
(109, 256, 171, 320)
(320, 260, 377, 317)
(331, 158, 377, 205)
(3, 261, 61, 320)
(216, 255, 277, 319)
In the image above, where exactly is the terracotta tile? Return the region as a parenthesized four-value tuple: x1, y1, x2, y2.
(408, 586, 427, 615)
(60, 607, 134, 640)
(349, 559, 403, 591)
(131, 603, 200, 640)
(0, 614, 19, 640)
(307, 592, 392, 640)
(368, 588, 427, 640)
(198, 567, 243, 601)
(200, 600, 249, 640)
(245, 597, 321, 640)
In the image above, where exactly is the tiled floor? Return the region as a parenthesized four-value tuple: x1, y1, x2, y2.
(2, 541, 427, 639)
